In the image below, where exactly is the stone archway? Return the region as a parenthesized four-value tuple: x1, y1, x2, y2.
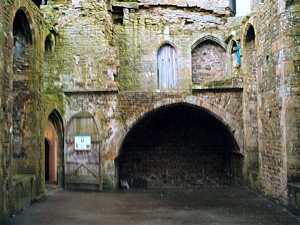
(192, 39, 226, 84)
(45, 110, 64, 186)
(116, 103, 243, 189)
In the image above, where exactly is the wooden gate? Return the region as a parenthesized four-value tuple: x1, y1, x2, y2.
(64, 111, 102, 190)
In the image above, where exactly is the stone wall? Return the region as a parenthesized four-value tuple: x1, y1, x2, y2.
(42, 2, 119, 92)
(1, 0, 45, 220)
(0, 0, 4, 221)
(1, 0, 300, 222)
(240, 0, 300, 206)
(192, 40, 226, 84)
(115, 4, 229, 91)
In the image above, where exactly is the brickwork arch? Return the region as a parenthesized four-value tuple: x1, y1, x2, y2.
(116, 92, 244, 156)
(191, 36, 227, 84)
(115, 100, 244, 188)
(191, 35, 227, 52)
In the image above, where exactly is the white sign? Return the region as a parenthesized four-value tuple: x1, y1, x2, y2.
(74, 135, 91, 150)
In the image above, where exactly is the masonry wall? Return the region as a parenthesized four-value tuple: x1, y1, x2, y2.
(1, 0, 300, 222)
(0, 0, 4, 221)
(1, 0, 45, 220)
(241, 0, 300, 206)
(42, 2, 119, 92)
(116, 4, 230, 91)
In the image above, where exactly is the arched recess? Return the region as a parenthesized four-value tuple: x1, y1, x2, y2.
(64, 111, 102, 190)
(115, 103, 244, 189)
(157, 44, 178, 90)
(192, 37, 226, 84)
(244, 24, 259, 172)
(45, 110, 64, 185)
(12, 9, 33, 170)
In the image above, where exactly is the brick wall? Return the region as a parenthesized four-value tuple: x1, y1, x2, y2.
(242, 0, 300, 205)
(192, 40, 226, 84)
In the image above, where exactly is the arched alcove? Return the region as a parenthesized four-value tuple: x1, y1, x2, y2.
(245, 24, 259, 172)
(116, 103, 243, 189)
(192, 39, 226, 84)
(157, 44, 178, 90)
(12, 9, 32, 160)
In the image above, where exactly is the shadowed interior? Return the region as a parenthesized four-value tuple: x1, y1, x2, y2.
(117, 103, 243, 188)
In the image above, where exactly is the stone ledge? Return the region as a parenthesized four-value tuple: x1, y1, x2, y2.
(12, 174, 37, 214)
(63, 89, 118, 95)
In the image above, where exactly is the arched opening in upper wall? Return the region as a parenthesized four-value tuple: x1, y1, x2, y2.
(45, 35, 52, 53)
(192, 37, 226, 84)
(115, 103, 243, 189)
(12, 9, 33, 159)
(13, 9, 32, 74)
(32, 0, 48, 7)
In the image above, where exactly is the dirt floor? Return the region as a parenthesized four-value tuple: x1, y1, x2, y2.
(3, 186, 300, 225)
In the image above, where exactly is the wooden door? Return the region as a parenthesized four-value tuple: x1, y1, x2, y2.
(157, 44, 178, 90)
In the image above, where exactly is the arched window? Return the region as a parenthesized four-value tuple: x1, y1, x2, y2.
(157, 44, 178, 90)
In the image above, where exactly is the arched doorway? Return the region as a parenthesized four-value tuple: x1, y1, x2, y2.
(45, 138, 50, 181)
(157, 44, 178, 90)
(45, 121, 58, 183)
(116, 103, 243, 189)
(45, 110, 64, 185)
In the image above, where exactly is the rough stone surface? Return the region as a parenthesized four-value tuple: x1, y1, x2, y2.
(3, 187, 300, 225)
(1, 0, 300, 222)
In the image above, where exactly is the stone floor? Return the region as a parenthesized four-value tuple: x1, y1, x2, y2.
(3, 186, 300, 225)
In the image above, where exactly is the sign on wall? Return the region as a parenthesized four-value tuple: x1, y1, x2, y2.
(74, 135, 91, 150)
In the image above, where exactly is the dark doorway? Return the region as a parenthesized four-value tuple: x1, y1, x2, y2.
(116, 103, 243, 189)
(45, 138, 50, 181)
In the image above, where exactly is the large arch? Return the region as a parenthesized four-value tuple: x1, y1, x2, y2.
(115, 103, 244, 189)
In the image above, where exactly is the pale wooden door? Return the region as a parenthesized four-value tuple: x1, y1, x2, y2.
(157, 44, 178, 90)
